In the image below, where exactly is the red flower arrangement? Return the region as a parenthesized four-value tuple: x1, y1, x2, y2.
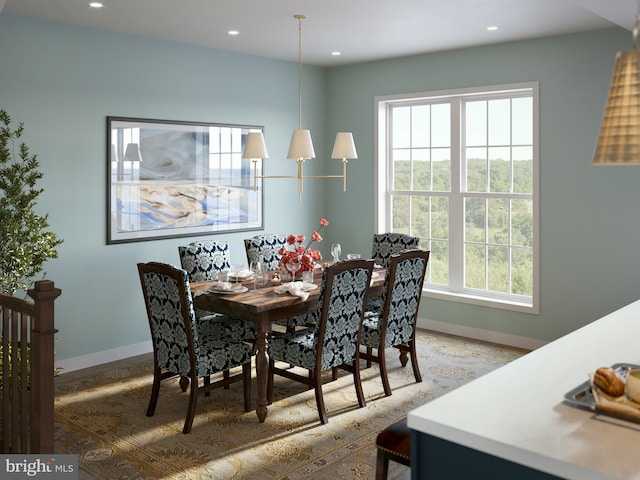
(278, 218, 329, 274)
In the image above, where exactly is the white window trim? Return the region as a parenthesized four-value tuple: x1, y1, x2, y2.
(374, 82, 539, 314)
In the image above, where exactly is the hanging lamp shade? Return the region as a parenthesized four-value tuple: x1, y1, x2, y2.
(593, 2, 640, 165)
(243, 131, 269, 159)
(593, 49, 640, 164)
(331, 132, 358, 159)
(287, 129, 315, 160)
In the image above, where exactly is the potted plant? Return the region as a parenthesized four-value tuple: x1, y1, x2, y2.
(0, 109, 63, 394)
(0, 109, 63, 296)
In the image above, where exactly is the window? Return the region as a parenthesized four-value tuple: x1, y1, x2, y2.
(375, 83, 538, 312)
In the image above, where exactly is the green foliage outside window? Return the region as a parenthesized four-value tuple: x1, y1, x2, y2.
(392, 157, 533, 297)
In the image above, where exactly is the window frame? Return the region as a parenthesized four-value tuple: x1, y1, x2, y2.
(374, 82, 539, 314)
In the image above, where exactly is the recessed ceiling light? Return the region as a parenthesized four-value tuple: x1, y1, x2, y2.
(487, 26, 498, 31)
(228, 30, 240, 36)
(89, 2, 103, 8)
(331, 51, 341, 56)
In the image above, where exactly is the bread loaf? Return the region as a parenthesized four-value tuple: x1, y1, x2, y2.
(593, 367, 625, 397)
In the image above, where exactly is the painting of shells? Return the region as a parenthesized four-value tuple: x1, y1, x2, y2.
(108, 117, 263, 243)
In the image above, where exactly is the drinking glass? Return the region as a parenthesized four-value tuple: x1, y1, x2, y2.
(249, 260, 263, 292)
(286, 256, 301, 282)
(231, 263, 243, 285)
(331, 243, 342, 263)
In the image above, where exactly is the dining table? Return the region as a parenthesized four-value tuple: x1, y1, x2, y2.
(191, 265, 386, 423)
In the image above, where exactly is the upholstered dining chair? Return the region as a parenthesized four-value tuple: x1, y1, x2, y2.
(137, 262, 253, 434)
(244, 233, 287, 271)
(360, 249, 429, 396)
(178, 240, 255, 341)
(267, 259, 374, 424)
(371, 233, 420, 269)
(367, 233, 421, 313)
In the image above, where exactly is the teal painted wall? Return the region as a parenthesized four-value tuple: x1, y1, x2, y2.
(0, 14, 327, 363)
(0, 11, 635, 363)
(325, 27, 635, 342)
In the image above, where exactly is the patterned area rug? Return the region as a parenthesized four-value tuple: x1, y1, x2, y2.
(54, 330, 527, 479)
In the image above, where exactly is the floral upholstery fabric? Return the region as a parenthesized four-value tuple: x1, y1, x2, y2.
(370, 233, 420, 269)
(269, 263, 371, 371)
(244, 234, 287, 271)
(178, 241, 255, 340)
(139, 265, 252, 378)
(367, 233, 420, 313)
(361, 253, 428, 349)
(178, 240, 231, 282)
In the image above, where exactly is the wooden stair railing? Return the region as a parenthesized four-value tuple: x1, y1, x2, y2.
(0, 280, 61, 453)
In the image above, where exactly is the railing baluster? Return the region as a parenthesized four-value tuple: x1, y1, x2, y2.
(0, 280, 60, 454)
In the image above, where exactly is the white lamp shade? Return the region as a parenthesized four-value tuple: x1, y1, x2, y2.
(287, 129, 316, 160)
(243, 131, 269, 159)
(331, 132, 358, 159)
(124, 143, 142, 162)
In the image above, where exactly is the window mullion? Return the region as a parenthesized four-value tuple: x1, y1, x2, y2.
(449, 98, 463, 291)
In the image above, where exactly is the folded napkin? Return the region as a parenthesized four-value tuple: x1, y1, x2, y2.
(274, 281, 309, 301)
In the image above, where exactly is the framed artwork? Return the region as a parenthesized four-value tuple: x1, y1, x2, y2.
(107, 117, 264, 244)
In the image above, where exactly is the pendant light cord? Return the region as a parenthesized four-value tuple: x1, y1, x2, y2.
(295, 15, 305, 130)
(634, 0, 640, 49)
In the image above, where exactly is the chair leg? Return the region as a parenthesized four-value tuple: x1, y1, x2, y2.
(399, 347, 409, 367)
(366, 346, 373, 368)
(204, 375, 211, 397)
(183, 375, 199, 434)
(242, 362, 252, 412)
(223, 369, 230, 389)
(179, 375, 189, 392)
(378, 346, 393, 397)
(375, 449, 390, 480)
(352, 359, 366, 408)
(146, 367, 162, 417)
(267, 358, 274, 404)
(409, 339, 422, 383)
(313, 369, 329, 425)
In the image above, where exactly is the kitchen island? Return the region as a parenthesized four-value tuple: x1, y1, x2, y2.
(408, 299, 640, 479)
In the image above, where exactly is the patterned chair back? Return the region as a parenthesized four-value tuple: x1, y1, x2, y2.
(379, 250, 430, 347)
(371, 233, 420, 269)
(244, 234, 287, 271)
(178, 240, 231, 281)
(314, 259, 374, 371)
(138, 262, 198, 377)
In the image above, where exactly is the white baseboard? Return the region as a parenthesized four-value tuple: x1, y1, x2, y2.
(57, 340, 153, 374)
(418, 317, 547, 351)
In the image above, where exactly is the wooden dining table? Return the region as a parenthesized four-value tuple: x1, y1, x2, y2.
(191, 266, 386, 423)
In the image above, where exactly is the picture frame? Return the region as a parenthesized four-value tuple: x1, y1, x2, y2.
(107, 117, 264, 244)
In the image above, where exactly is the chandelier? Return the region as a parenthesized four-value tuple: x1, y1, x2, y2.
(242, 14, 358, 201)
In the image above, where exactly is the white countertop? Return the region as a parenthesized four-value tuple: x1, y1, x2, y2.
(409, 299, 640, 480)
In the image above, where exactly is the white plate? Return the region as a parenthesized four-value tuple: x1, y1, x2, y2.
(207, 285, 248, 295)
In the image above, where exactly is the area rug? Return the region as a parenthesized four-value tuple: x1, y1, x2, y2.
(54, 330, 527, 480)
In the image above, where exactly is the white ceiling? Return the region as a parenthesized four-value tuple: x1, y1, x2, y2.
(1, 0, 636, 67)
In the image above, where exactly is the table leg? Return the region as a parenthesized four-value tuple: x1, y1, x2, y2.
(254, 321, 269, 422)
